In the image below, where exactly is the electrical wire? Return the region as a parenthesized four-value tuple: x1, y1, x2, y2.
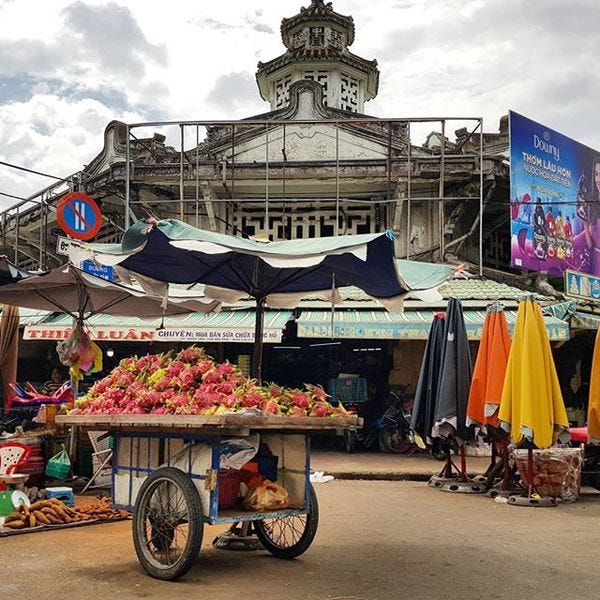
(0, 159, 66, 181)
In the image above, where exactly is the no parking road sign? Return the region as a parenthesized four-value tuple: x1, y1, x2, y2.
(57, 192, 102, 241)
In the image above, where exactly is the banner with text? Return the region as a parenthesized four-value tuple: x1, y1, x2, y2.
(510, 110, 600, 276)
(23, 325, 282, 343)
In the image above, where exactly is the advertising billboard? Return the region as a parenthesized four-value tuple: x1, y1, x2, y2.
(510, 111, 600, 276)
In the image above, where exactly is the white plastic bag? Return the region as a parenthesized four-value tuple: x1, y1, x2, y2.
(220, 434, 260, 470)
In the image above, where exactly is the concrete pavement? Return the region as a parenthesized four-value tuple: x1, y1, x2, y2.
(311, 449, 491, 481)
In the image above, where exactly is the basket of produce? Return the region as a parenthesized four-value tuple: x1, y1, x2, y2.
(218, 469, 242, 510)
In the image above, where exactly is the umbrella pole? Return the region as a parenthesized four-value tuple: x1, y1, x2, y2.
(68, 376, 79, 463)
(527, 446, 534, 498)
(251, 297, 266, 383)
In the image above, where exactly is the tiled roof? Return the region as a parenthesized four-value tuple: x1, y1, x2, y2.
(439, 278, 549, 301)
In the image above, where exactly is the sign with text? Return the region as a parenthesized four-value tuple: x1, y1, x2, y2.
(510, 111, 600, 276)
(23, 325, 282, 343)
(81, 260, 115, 281)
(56, 235, 72, 256)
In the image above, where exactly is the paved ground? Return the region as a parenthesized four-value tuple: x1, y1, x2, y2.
(3, 479, 600, 600)
(311, 449, 491, 480)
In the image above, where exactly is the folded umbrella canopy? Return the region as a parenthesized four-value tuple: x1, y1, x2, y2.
(433, 297, 473, 442)
(67, 219, 444, 380)
(411, 313, 446, 443)
(466, 304, 513, 492)
(498, 297, 569, 505)
(466, 304, 511, 429)
(498, 297, 569, 449)
(588, 329, 600, 444)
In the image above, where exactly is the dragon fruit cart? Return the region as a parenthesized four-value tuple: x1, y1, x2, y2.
(57, 412, 360, 581)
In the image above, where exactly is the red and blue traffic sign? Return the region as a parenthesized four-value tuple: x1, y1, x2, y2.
(57, 192, 102, 241)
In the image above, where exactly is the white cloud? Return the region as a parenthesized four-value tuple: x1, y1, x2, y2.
(0, 0, 599, 204)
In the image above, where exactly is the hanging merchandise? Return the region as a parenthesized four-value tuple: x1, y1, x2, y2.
(57, 324, 103, 381)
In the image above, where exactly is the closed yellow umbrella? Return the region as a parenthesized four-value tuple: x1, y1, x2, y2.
(499, 297, 569, 449)
(587, 329, 600, 443)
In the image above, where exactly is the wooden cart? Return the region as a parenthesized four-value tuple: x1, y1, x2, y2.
(57, 413, 361, 581)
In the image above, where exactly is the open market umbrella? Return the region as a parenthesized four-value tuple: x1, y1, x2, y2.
(0, 305, 20, 409)
(0, 263, 220, 319)
(68, 219, 449, 380)
(498, 297, 570, 504)
(0, 256, 37, 285)
(587, 329, 600, 444)
(466, 304, 513, 491)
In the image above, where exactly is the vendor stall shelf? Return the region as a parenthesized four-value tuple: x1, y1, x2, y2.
(57, 413, 360, 581)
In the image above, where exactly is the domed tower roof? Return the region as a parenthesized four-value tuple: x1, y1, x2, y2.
(281, 0, 355, 48)
(256, 1, 379, 113)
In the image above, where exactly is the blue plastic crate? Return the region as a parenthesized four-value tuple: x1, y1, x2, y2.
(327, 378, 368, 404)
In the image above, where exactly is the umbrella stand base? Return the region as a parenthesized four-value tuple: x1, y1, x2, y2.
(438, 479, 486, 494)
(507, 494, 558, 507)
(487, 487, 522, 499)
(212, 532, 262, 551)
(428, 475, 458, 488)
(212, 522, 263, 551)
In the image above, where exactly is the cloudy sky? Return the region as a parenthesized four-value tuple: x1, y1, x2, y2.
(1, 0, 599, 207)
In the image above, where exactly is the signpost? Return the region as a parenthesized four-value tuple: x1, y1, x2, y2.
(57, 192, 102, 241)
(56, 235, 72, 256)
(81, 260, 115, 281)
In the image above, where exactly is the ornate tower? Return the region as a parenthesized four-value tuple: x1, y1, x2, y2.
(256, 0, 379, 113)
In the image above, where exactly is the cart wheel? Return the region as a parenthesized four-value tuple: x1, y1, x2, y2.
(132, 467, 204, 581)
(254, 484, 319, 559)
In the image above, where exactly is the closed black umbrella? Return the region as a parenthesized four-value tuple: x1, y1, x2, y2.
(433, 297, 474, 442)
(431, 298, 481, 492)
(411, 312, 446, 443)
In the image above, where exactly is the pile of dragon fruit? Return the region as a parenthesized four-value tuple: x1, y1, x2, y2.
(71, 346, 348, 417)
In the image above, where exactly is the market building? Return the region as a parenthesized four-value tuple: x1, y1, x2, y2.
(0, 0, 590, 422)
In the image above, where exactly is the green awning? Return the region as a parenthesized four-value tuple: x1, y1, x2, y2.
(23, 310, 292, 343)
(297, 309, 570, 341)
(571, 311, 600, 330)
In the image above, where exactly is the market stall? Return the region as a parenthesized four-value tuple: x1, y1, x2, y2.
(58, 411, 359, 580)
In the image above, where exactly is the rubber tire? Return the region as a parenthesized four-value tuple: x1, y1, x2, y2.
(133, 467, 203, 581)
(254, 484, 319, 559)
(379, 428, 413, 454)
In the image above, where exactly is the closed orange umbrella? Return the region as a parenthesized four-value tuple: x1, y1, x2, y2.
(0, 304, 20, 409)
(466, 305, 511, 429)
(587, 329, 600, 444)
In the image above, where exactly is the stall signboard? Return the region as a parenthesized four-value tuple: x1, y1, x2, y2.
(23, 325, 282, 343)
(510, 111, 600, 276)
(564, 269, 600, 302)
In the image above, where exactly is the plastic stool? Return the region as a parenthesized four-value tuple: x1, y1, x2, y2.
(45, 486, 75, 507)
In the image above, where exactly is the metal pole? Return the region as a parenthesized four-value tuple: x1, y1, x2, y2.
(335, 122, 340, 235)
(231, 124, 235, 234)
(14, 207, 19, 265)
(180, 124, 185, 221)
(251, 297, 266, 382)
(38, 201, 44, 270)
(479, 117, 484, 276)
(265, 122, 269, 237)
(195, 125, 200, 228)
(439, 119, 446, 262)
(386, 122, 392, 230)
(125, 125, 130, 229)
(406, 122, 411, 259)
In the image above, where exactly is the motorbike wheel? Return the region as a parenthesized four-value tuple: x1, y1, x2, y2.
(379, 428, 414, 454)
